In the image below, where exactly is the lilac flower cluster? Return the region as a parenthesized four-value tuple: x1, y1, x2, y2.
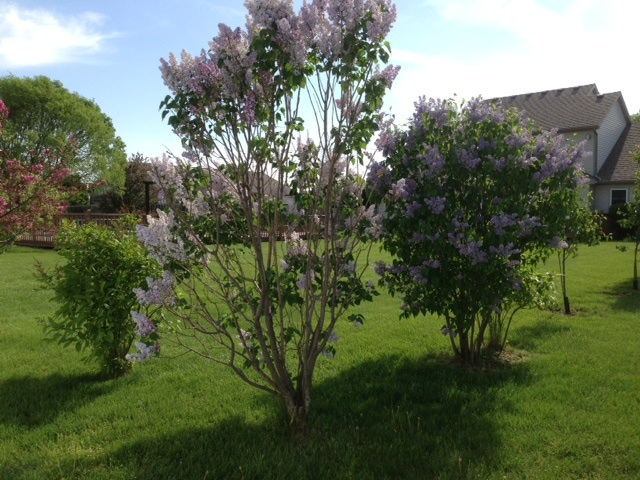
(404, 201, 421, 218)
(297, 270, 315, 290)
(466, 98, 506, 125)
(286, 231, 308, 256)
(423, 259, 441, 269)
(418, 144, 445, 178)
(411, 96, 451, 129)
(136, 210, 187, 267)
(389, 177, 417, 201)
(126, 341, 160, 363)
(489, 211, 518, 236)
(149, 155, 187, 204)
(409, 265, 428, 285)
(131, 311, 157, 338)
(410, 232, 426, 243)
(489, 243, 521, 267)
(366, 161, 392, 195)
(505, 127, 532, 150)
(374, 114, 397, 155)
(459, 149, 481, 170)
(236, 328, 252, 351)
(372, 64, 401, 88)
(548, 236, 569, 249)
(424, 196, 446, 215)
(533, 135, 587, 183)
(134, 271, 175, 307)
(516, 215, 542, 237)
(457, 240, 488, 265)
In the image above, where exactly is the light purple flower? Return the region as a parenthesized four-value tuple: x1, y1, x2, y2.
(297, 270, 315, 290)
(424, 196, 446, 215)
(126, 341, 160, 362)
(327, 331, 340, 343)
(134, 271, 175, 306)
(549, 236, 569, 249)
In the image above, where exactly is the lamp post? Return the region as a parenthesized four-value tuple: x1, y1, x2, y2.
(143, 180, 154, 215)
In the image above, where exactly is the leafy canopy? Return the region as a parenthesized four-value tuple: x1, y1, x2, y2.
(0, 75, 127, 192)
(370, 97, 593, 364)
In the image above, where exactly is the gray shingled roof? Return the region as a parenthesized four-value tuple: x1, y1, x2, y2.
(489, 84, 625, 132)
(598, 123, 640, 183)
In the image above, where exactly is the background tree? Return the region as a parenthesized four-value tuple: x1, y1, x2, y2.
(36, 216, 161, 378)
(631, 110, 640, 124)
(131, 0, 397, 434)
(0, 75, 127, 193)
(556, 207, 601, 314)
(98, 153, 160, 213)
(618, 147, 640, 290)
(370, 97, 592, 366)
(0, 100, 71, 251)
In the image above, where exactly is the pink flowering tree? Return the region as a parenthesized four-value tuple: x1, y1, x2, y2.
(0, 100, 71, 251)
(369, 97, 593, 366)
(132, 0, 396, 433)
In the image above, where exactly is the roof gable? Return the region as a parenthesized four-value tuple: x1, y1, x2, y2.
(597, 123, 640, 183)
(489, 84, 623, 132)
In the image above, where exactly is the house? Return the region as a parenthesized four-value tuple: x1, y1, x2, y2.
(489, 84, 640, 213)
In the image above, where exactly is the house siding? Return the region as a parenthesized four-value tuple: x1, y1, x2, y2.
(593, 183, 635, 213)
(564, 130, 596, 176)
(597, 99, 627, 172)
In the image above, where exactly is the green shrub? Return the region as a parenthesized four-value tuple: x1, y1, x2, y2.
(36, 215, 159, 378)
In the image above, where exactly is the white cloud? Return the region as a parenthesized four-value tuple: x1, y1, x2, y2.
(0, 4, 117, 69)
(384, 0, 640, 121)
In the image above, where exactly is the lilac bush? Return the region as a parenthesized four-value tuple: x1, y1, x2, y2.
(370, 97, 593, 365)
(133, 0, 396, 434)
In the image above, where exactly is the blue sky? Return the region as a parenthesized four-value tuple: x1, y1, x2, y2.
(1, 0, 638, 159)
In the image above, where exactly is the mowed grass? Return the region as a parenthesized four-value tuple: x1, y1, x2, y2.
(1, 242, 639, 479)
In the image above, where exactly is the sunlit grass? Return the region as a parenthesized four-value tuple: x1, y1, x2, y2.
(1, 242, 639, 479)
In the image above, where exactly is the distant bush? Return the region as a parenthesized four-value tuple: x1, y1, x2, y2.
(36, 215, 160, 378)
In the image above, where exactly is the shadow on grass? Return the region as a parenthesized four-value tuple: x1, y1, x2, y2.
(509, 318, 572, 352)
(0, 372, 112, 427)
(84, 354, 531, 480)
(599, 279, 640, 312)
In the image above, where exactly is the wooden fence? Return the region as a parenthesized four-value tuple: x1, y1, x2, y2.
(15, 212, 135, 248)
(15, 212, 293, 248)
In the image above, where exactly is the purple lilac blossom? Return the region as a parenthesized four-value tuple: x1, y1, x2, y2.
(418, 144, 445, 178)
(136, 210, 187, 266)
(372, 64, 401, 88)
(327, 331, 340, 343)
(134, 271, 175, 306)
(366, 161, 392, 195)
(517, 215, 542, 237)
(489, 212, 518, 236)
(410, 232, 426, 243)
(424, 196, 446, 215)
(549, 236, 569, 249)
(466, 98, 506, 124)
(131, 311, 157, 338)
(409, 265, 428, 284)
(126, 342, 160, 362)
(423, 259, 441, 268)
(459, 149, 482, 170)
(296, 270, 315, 290)
(404, 201, 421, 218)
(457, 240, 488, 265)
(412, 96, 451, 129)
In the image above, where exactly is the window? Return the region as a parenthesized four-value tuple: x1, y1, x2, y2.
(611, 189, 628, 206)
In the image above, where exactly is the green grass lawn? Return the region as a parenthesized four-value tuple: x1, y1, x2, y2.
(1, 243, 639, 479)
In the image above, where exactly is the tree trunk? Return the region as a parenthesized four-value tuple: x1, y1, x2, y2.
(457, 331, 473, 366)
(284, 373, 312, 436)
(563, 296, 571, 315)
(634, 243, 638, 290)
